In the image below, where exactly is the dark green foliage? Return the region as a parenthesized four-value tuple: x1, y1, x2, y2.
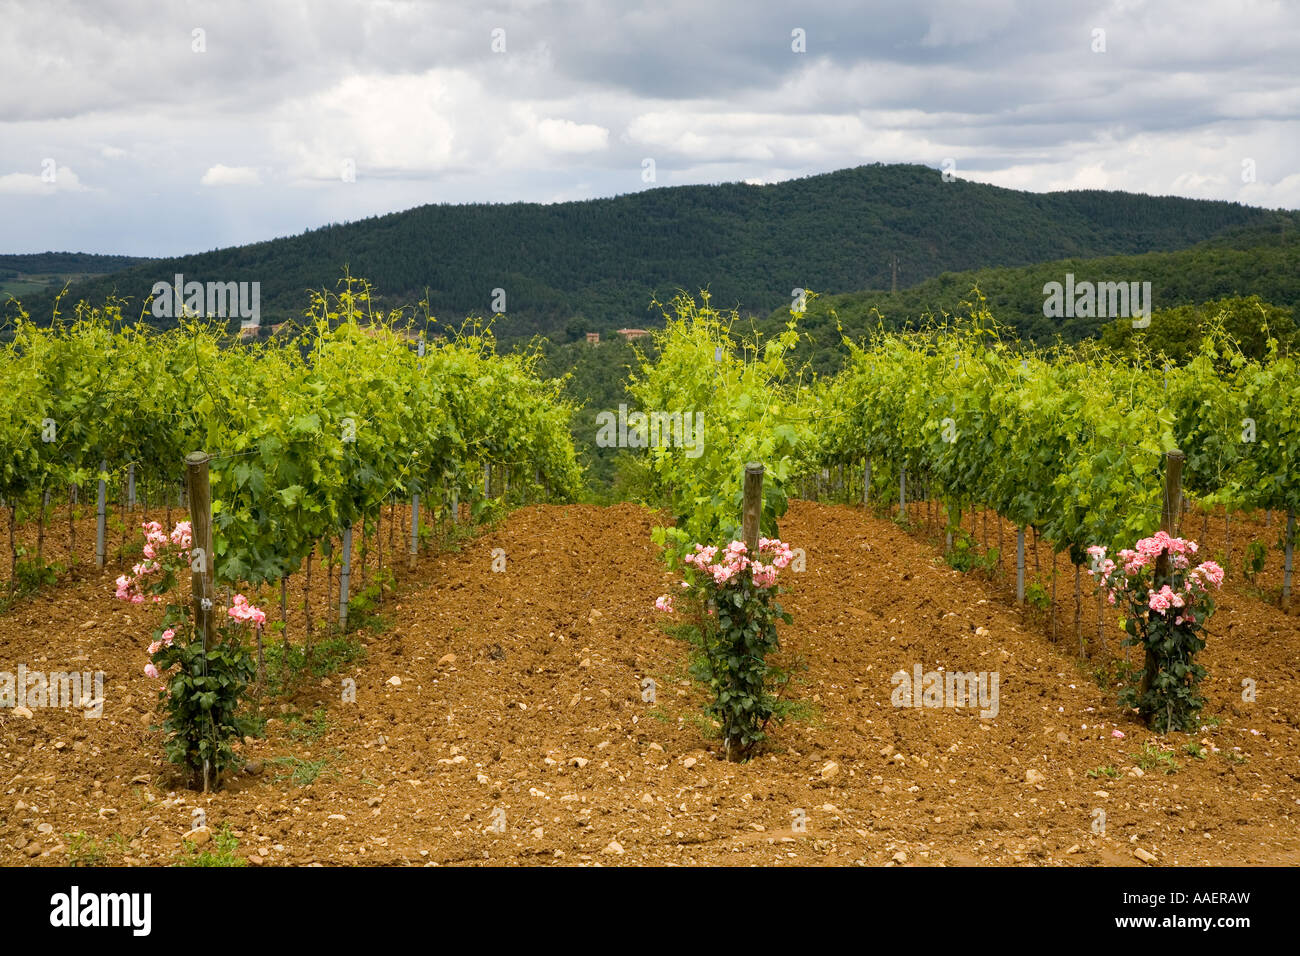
(1099, 295, 1297, 363)
(762, 219, 1300, 375)
(153, 636, 257, 790)
(0, 252, 149, 273)
(538, 335, 644, 490)
(0, 253, 152, 303)
(676, 589, 793, 761)
(11, 165, 1283, 344)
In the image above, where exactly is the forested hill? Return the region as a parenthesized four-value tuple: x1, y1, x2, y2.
(0, 252, 152, 304)
(9, 164, 1287, 338)
(0, 252, 149, 273)
(762, 216, 1300, 375)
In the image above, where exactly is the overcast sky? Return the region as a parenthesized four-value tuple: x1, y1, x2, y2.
(2, 0, 1297, 257)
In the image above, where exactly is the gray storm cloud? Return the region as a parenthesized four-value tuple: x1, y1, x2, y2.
(0, 0, 1296, 254)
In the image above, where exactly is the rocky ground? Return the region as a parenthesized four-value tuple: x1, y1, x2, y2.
(2, 499, 1297, 866)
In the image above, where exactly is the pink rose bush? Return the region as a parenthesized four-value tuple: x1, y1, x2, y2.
(111, 519, 258, 790)
(654, 537, 796, 611)
(654, 536, 797, 761)
(1086, 532, 1222, 732)
(114, 521, 190, 604)
(228, 594, 268, 626)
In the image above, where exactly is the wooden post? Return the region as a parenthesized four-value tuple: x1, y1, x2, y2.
(898, 466, 906, 517)
(450, 487, 459, 526)
(1141, 450, 1184, 707)
(127, 463, 136, 511)
(408, 494, 419, 568)
(1161, 450, 1184, 537)
(185, 452, 215, 651)
(339, 524, 353, 630)
(1016, 527, 1026, 605)
(863, 459, 871, 506)
(95, 461, 107, 569)
(484, 462, 491, 497)
(742, 462, 763, 553)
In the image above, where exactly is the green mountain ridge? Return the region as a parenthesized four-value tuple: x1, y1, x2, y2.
(6, 164, 1287, 339)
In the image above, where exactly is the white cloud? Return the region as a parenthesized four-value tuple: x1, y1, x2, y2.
(200, 164, 263, 186)
(0, 165, 88, 194)
(535, 117, 609, 153)
(268, 70, 611, 184)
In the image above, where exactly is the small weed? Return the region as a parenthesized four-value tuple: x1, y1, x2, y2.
(682, 710, 721, 740)
(65, 831, 106, 867)
(471, 497, 506, 526)
(1133, 742, 1181, 774)
(262, 634, 365, 694)
(243, 712, 268, 739)
(10, 556, 61, 595)
(1243, 540, 1268, 583)
(1086, 765, 1121, 780)
(346, 576, 393, 632)
(175, 826, 246, 867)
(271, 753, 335, 786)
(770, 696, 818, 725)
(1182, 742, 1207, 760)
(944, 533, 999, 576)
(286, 707, 330, 742)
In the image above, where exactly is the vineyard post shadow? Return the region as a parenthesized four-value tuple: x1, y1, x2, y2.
(185, 451, 215, 650)
(1139, 449, 1184, 707)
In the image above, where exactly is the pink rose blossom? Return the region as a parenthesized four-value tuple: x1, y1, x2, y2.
(227, 594, 268, 626)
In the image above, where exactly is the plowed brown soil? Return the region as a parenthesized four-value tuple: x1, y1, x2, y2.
(2, 501, 1298, 866)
